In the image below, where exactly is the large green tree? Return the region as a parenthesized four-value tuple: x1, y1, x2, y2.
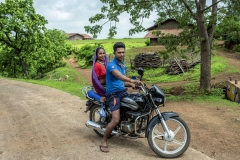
(85, 0, 240, 92)
(25, 29, 69, 78)
(0, 0, 70, 78)
(215, 1, 240, 51)
(216, 16, 240, 50)
(0, 0, 47, 77)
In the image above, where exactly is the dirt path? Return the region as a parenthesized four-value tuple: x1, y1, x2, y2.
(0, 79, 217, 160)
(66, 58, 92, 85)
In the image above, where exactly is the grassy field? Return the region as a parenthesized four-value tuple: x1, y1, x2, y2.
(49, 39, 230, 83)
(67, 38, 147, 55)
(11, 63, 88, 99)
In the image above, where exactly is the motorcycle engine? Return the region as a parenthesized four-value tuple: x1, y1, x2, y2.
(120, 121, 134, 133)
(120, 120, 148, 133)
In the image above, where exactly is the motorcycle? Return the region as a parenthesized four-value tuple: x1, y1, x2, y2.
(81, 68, 190, 158)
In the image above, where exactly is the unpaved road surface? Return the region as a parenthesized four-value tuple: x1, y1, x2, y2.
(0, 78, 215, 160)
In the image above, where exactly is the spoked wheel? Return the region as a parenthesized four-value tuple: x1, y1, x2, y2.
(89, 105, 105, 137)
(147, 117, 191, 158)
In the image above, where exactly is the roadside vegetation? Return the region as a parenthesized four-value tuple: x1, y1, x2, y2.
(8, 64, 87, 99)
(2, 38, 237, 103)
(1, 0, 240, 105)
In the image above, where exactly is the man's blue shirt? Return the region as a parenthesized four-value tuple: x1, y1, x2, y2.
(106, 58, 126, 95)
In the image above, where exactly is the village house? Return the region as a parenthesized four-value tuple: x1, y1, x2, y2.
(66, 33, 93, 40)
(144, 19, 183, 46)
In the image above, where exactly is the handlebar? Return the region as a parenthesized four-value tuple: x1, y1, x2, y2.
(133, 83, 149, 94)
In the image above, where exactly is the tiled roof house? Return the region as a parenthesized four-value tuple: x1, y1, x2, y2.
(144, 19, 183, 46)
(66, 33, 93, 40)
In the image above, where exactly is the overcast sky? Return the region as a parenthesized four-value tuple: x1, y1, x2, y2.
(1, 0, 212, 39)
(0, 0, 156, 39)
(34, 0, 158, 39)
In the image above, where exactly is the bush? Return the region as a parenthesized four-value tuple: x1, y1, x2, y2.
(233, 44, 240, 52)
(76, 44, 102, 68)
(145, 39, 150, 46)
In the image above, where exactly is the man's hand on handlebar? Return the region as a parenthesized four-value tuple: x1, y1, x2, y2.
(129, 79, 143, 89)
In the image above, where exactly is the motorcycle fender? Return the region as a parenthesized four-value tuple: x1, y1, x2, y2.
(84, 100, 101, 113)
(84, 101, 94, 113)
(145, 112, 179, 137)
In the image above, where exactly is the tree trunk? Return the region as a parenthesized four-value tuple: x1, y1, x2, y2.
(16, 50, 29, 77)
(20, 58, 29, 78)
(207, 0, 218, 48)
(197, 1, 211, 92)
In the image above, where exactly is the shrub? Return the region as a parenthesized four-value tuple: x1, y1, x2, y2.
(76, 43, 103, 68)
(145, 39, 150, 46)
(233, 44, 240, 52)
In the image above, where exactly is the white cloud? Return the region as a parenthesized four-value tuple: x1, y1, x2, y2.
(54, 1, 65, 9)
(44, 9, 72, 21)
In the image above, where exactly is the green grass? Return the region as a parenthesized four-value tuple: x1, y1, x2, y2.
(211, 55, 228, 74)
(226, 67, 239, 73)
(167, 94, 240, 107)
(66, 38, 146, 45)
(126, 53, 228, 83)
(15, 64, 88, 99)
(67, 38, 147, 55)
(22, 79, 86, 99)
(167, 87, 240, 107)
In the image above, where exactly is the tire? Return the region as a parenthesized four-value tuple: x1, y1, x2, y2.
(147, 117, 191, 158)
(89, 105, 105, 137)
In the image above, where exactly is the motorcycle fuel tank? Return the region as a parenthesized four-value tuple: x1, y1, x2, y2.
(121, 93, 145, 110)
(121, 96, 139, 110)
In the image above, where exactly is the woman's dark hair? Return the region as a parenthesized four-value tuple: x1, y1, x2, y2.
(113, 42, 125, 52)
(96, 47, 105, 55)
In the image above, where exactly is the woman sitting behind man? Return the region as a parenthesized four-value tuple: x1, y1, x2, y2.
(92, 47, 108, 102)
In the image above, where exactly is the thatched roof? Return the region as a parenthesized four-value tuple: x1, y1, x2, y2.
(144, 29, 183, 38)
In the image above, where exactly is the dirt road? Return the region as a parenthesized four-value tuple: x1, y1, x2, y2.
(0, 78, 215, 160)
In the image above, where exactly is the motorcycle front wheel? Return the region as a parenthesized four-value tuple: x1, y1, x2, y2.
(147, 117, 191, 158)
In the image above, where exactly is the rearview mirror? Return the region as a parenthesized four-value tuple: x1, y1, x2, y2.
(138, 68, 144, 76)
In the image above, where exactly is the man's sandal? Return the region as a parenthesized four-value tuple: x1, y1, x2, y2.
(99, 145, 109, 153)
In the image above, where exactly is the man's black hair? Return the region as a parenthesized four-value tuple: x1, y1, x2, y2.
(113, 42, 125, 52)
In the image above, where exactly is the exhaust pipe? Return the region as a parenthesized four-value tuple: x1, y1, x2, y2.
(85, 120, 119, 135)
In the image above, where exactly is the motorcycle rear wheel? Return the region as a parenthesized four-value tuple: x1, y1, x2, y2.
(147, 117, 190, 158)
(89, 105, 113, 138)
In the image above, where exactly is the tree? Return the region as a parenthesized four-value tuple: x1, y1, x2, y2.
(0, 0, 47, 77)
(26, 29, 69, 77)
(216, 16, 240, 50)
(0, 0, 70, 78)
(215, 1, 240, 51)
(85, 0, 240, 92)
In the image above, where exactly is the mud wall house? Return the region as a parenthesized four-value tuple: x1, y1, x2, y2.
(66, 33, 93, 40)
(144, 19, 183, 46)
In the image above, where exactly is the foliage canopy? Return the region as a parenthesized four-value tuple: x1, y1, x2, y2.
(85, 0, 240, 92)
(0, 0, 71, 78)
